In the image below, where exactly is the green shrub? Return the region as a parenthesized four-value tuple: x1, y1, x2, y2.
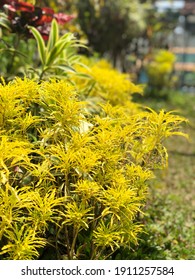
(0, 61, 188, 259)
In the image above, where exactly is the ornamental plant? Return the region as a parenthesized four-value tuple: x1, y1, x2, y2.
(28, 19, 85, 80)
(0, 1, 75, 79)
(0, 60, 188, 259)
(0, 0, 75, 39)
(145, 49, 177, 98)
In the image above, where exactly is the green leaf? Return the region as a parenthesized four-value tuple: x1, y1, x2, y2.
(28, 26, 46, 65)
(66, 54, 80, 64)
(75, 72, 92, 79)
(0, 13, 11, 32)
(60, 32, 75, 41)
(50, 64, 76, 73)
(45, 39, 69, 66)
(47, 19, 59, 52)
(0, 48, 28, 58)
(0, 21, 11, 31)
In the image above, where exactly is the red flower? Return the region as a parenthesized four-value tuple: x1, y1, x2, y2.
(15, 2, 34, 12)
(0, 0, 18, 9)
(0, 0, 76, 40)
(54, 13, 76, 25)
(37, 25, 51, 40)
(35, 7, 54, 25)
(2, 1, 34, 16)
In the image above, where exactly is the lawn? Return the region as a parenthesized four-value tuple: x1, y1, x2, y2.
(124, 92, 195, 259)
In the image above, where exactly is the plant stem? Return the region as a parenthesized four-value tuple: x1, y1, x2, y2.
(104, 248, 118, 260)
(70, 226, 79, 259)
(7, 34, 20, 74)
(64, 225, 71, 259)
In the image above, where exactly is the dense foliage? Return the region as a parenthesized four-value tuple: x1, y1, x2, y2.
(0, 58, 187, 259)
(0, 1, 189, 260)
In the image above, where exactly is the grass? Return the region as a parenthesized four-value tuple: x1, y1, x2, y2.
(120, 91, 195, 260)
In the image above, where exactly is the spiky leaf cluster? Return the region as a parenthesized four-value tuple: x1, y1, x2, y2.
(0, 60, 188, 260)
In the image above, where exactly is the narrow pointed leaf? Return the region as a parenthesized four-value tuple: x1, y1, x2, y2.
(50, 64, 76, 73)
(0, 20, 11, 31)
(60, 32, 75, 41)
(45, 40, 69, 66)
(47, 19, 59, 52)
(0, 48, 28, 58)
(28, 26, 46, 65)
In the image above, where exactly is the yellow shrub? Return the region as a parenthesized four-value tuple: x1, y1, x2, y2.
(0, 72, 187, 260)
(145, 49, 177, 97)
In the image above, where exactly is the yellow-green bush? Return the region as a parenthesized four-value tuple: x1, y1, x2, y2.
(145, 49, 177, 98)
(0, 61, 187, 259)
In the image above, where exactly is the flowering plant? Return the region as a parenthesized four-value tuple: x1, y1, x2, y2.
(0, 0, 75, 39)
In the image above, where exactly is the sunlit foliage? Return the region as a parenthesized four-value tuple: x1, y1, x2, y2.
(0, 60, 187, 259)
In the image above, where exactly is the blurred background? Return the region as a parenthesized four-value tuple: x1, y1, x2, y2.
(41, 0, 195, 92)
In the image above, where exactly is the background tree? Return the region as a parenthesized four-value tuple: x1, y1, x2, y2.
(75, 0, 149, 67)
